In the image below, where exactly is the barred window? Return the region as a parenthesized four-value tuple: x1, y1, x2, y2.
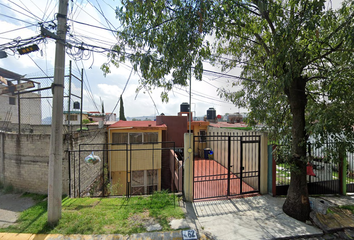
(112, 133, 128, 144)
(143, 132, 158, 143)
(129, 133, 142, 143)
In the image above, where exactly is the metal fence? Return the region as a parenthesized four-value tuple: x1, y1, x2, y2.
(275, 142, 344, 195)
(193, 132, 261, 200)
(0, 61, 83, 134)
(68, 142, 181, 199)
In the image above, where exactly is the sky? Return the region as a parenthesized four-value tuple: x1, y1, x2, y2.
(0, 0, 343, 119)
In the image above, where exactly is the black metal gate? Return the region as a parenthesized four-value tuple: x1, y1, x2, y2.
(68, 142, 180, 198)
(193, 133, 261, 200)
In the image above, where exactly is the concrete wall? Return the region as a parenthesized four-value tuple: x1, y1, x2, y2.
(0, 127, 107, 196)
(0, 92, 41, 125)
(156, 115, 187, 148)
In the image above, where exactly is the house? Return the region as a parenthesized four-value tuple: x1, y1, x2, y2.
(0, 68, 41, 126)
(63, 110, 89, 125)
(108, 120, 167, 195)
(107, 104, 213, 196)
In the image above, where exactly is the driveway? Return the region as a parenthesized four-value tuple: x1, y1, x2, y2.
(0, 192, 36, 228)
(189, 195, 323, 240)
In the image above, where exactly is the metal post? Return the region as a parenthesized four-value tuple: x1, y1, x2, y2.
(67, 60, 72, 127)
(68, 151, 71, 197)
(227, 136, 231, 196)
(240, 137, 243, 194)
(80, 69, 83, 132)
(17, 78, 21, 135)
(48, 0, 68, 225)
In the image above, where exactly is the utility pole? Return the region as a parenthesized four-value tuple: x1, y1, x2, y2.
(48, 0, 68, 225)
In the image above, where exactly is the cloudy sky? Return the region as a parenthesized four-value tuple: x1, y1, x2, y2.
(0, 0, 343, 119)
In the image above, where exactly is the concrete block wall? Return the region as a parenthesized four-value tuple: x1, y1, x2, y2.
(68, 128, 107, 197)
(0, 127, 107, 196)
(0, 133, 54, 194)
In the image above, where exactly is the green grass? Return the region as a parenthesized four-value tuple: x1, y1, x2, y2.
(340, 205, 354, 213)
(0, 191, 184, 235)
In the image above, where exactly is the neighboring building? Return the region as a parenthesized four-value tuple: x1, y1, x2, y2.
(108, 120, 167, 195)
(87, 111, 116, 123)
(63, 110, 89, 125)
(105, 113, 116, 121)
(0, 68, 41, 126)
(107, 103, 213, 196)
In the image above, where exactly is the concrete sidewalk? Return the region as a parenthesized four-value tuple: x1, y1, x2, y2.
(0, 231, 209, 240)
(1, 194, 354, 240)
(188, 195, 324, 240)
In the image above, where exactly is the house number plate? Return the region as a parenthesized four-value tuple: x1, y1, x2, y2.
(182, 229, 197, 240)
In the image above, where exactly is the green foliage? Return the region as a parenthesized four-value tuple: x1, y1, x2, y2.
(82, 119, 92, 124)
(119, 95, 127, 121)
(0, 193, 184, 235)
(111, 0, 354, 147)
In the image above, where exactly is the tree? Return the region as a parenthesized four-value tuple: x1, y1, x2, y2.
(119, 95, 126, 121)
(106, 0, 354, 221)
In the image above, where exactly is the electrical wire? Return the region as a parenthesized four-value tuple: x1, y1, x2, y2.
(0, 24, 38, 35)
(67, 18, 118, 33)
(0, 2, 41, 22)
(0, 13, 37, 25)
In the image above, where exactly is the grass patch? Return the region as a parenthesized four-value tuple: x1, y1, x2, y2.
(21, 192, 48, 201)
(340, 205, 354, 213)
(0, 191, 184, 235)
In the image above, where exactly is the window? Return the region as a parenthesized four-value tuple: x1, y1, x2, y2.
(65, 114, 78, 121)
(129, 133, 142, 143)
(131, 169, 158, 195)
(111, 132, 158, 144)
(112, 133, 128, 144)
(200, 130, 206, 142)
(143, 132, 158, 143)
(9, 97, 16, 105)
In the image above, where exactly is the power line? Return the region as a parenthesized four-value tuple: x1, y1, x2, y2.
(0, 2, 41, 22)
(13, 0, 43, 22)
(68, 18, 118, 33)
(0, 13, 36, 25)
(0, 24, 38, 35)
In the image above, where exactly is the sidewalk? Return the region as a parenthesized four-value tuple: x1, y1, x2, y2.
(0, 231, 210, 240)
(188, 195, 324, 240)
(1, 194, 353, 240)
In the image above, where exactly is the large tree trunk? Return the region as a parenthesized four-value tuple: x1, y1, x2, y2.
(283, 77, 310, 222)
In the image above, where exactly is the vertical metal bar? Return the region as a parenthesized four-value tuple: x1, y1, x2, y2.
(192, 135, 195, 200)
(272, 145, 277, 196)
(129, 143, 132, 198)
(152, 143, 155, 194)
(126, 144, 129, 197)
(227, 136, 231, 196)
(78, 145, 81, 197)
(240, 137, 243, 194)
(17, 78, 21, 135)
(258, 137, 261, 192)
(80, 69, 83, 132)
(67, 60, 72, 127)
(102, 143, 105, 196)
(68, 151, 71, 198)
(73, 152, 76, 197)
